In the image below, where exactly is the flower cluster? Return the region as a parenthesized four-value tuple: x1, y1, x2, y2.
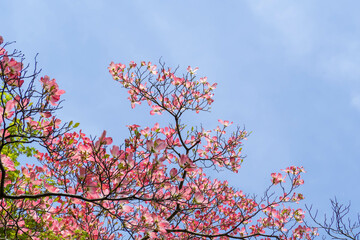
(40, 75, 65, 106)
(109, 61, 217, 115)
(0, 42, 23, 87)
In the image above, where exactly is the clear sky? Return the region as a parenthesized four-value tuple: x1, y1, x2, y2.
(2, 0, 360, 223)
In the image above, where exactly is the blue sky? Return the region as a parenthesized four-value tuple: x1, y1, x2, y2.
(2, 0, 360, 223)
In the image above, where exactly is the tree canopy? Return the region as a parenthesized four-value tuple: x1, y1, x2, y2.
(0, 35, 318, 239)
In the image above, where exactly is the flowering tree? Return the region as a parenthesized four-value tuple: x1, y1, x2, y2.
(0, 35, 317, 239)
